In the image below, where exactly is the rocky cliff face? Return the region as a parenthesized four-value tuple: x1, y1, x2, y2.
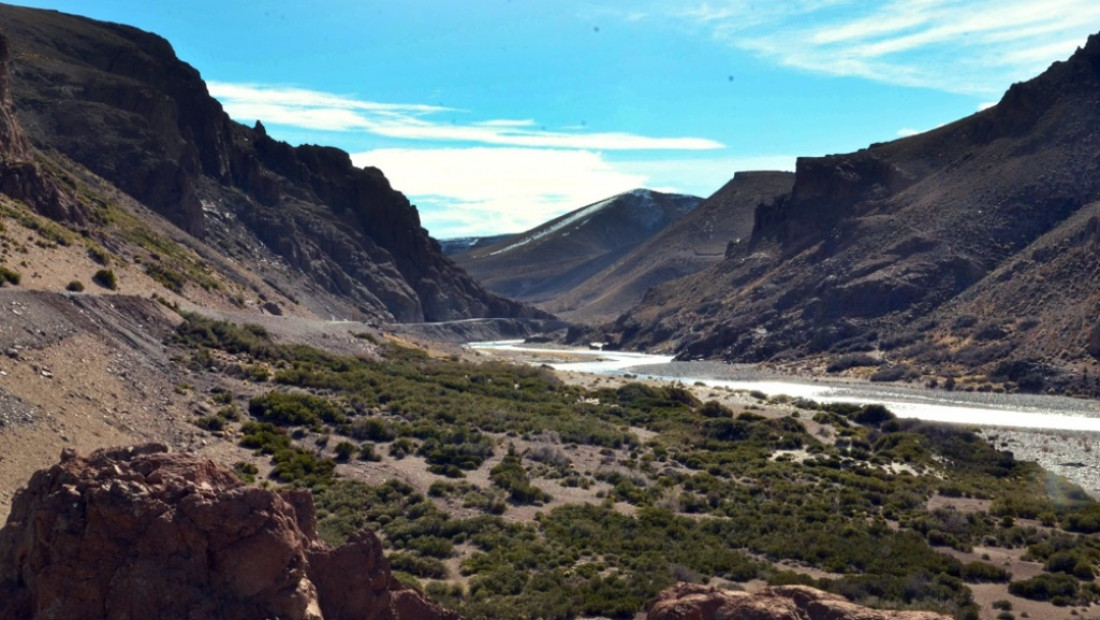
(0, 444, 461, 620)
(646, 583, 950, 620)
(551, 171, 793, 323)
(0, 25, 73, 222)
(0, 4, 542, 323)
(613, 32, 1100, 391)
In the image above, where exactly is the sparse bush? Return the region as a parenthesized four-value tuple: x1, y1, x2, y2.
(357, 444, 382, 462)
(333, 440, 357, 461)
(146, 262, 187, 293)
(92, 268, 117, 290)
(1008, 573, 1080, 602)
(87, 246, 110, 266)
(193, 415, 226, 432)
(0, 266, 21, 286)
(961, 561, 1010, 583)
(232, 461, 258, 484)
(870, 365, 914, 382)
(348, 417, 395, 441)
(852, 404, 895, 427)
(490, 451, 550, 505)
(827, 353, 882, 373)
(248, 392, 345, 428)
(973, 322, 1008, 341)
(699, 400, 733, 418)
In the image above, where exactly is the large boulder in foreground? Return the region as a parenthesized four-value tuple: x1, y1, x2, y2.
(0, 444, 460, 620)
(646, 583, 950, 620)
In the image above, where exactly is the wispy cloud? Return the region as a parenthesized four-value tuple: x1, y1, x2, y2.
(666, 0, 1100, 94)
(209, 82, 723, 151)
(896, 128, 920, 137)
(351, 148, 647, 237)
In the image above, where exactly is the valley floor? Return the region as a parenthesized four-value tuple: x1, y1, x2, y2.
(3, 292, 1100, 619)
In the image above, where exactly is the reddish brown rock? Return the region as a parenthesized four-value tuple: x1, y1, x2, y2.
(0, 444, 461, 620)
(646, 583, 951, 620)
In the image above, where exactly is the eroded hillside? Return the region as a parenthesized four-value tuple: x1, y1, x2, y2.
(0, 4, 543, 324)
(610, 34, 1100, 395)
(453, 189, 700, 313)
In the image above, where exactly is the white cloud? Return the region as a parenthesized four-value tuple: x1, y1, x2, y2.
(978, 102, 997, 111)
(896, 127, 920, 137)
(350, 148, 648, 237)
(667, 0, 1100, 94)
(209, 82, 722, 151)
(618, 155, 796, 194)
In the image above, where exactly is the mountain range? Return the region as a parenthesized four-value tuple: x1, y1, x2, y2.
(451, 189, 701, 318)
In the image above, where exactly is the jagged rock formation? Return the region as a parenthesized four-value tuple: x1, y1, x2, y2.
(646, 583, 950, 620)
(613, 32, 1100, 392)
(453, 189, 701, 316)
(0, 4, 543, 324)
(0, 25, 72, 221)
(549, 171, 793, 323)
(0, 444, 461, 620)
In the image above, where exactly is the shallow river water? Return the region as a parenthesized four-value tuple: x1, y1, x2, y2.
(469, 341, 1100, 433)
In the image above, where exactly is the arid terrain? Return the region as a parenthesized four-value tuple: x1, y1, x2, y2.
(3, 3, 1100, 619)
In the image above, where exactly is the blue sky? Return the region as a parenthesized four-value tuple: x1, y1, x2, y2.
(11, 1, 1100, 237)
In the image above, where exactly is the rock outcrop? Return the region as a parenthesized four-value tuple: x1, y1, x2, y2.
(0, 444, 461, 620)
(646, 583, 951, 620)
(0, 25, 72, 221)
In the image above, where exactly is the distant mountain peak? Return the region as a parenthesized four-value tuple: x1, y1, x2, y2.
(453, 188, 701, 304)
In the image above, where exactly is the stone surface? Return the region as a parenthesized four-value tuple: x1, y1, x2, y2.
(646, 583, 952, 620)
(0, 444, 461, 620)
(0, 25, 73, 221)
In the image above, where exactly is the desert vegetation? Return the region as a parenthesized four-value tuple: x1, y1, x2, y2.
(171, 314, 1100, 619)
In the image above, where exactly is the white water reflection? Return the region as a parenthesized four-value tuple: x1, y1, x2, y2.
(469, 341, 1100, 432)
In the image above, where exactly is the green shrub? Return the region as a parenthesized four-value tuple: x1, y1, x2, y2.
(87, 245, 110, 265)
(65, 280, 84, 292)
(490, 452, 550, 505)
(1008, 573, 1079, 602)
(333, 440, 357, 462)
(348, 417, 395, 441)
(193, 415, 226, 432)
(0, 266, 21, 286)
(146, 262, 187, 293)
(357, 444, 382, 462)
(232, 461, 258, 484)
(389, 552, 448, 579)
(960, 561, 1010, 583)
(698, 400, 733, 418)
(92, 268, 117, 290)
(248, 392, 345, 428)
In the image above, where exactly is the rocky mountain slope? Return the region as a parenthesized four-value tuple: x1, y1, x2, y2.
(0, 3, 543, 324)
(452, 188, 700, 312)
(609, 33, 1100, 394)
(546, 171, 793, 322)
(438, 234, 514, 257)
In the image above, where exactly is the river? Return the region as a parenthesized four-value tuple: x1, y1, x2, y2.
(469, 341, 1100, 433)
